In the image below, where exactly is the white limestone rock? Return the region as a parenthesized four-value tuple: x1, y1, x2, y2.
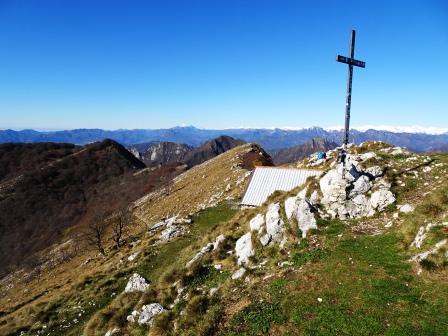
(365, 165, 383, 178)
(320, 169, 348, 205)
(346, 195, 373, 218)
(411, 223, 438, 249)
(213, 234, 226, 250)
(124, 273, 150, 293)
(127, 252, 140, 262)
(262, 203, 285, 245)
(126, 310, 139, 323)
(410, 239, 447, 262)
(285, 196, 298, 220)
(138, 303, 164, 325)
(349, 175, 372, 197)
(309, 190, 320, 205)
(399, 204, 415, 213)
(186, 243, 213, 268)
(296, 199, 317, 238)
(235, 233, 254, 265)
(105, 327, 120, 336)
(231, 267, 246, 280)
(185, 234, 225, 268)
(359, 152, 376, 161)
(159, 224, 186, 242)
(390, 147, 405, 156)
(249, 214, 265, 232)
(370, 189, 395, 211)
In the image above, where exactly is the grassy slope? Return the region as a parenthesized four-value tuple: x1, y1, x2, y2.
(158, 150, 448, 336)
(3, 146, 448, 336)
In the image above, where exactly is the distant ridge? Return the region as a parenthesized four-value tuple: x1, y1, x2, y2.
(1, 126, 448, 152)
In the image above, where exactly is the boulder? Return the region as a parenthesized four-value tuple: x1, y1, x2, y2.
(235, 233, 254, 265)
(262, 203, 285, 245)
(296, 199, 317, 238)
(249, 214, 265, 232)
(349, 175, 371, 197)
(138, 303, 164, 325)
(346, 195, 373, 218)
(213, 234, 226, 250)
(365, 166, 383, 177)
(232, 267, 246, 280)
(399, 204, 415, 213)
(124, 273, 150, 293)
(370, 189, 395, 211)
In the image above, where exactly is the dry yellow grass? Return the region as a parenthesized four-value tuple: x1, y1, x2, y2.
(132, 143, 262, 223)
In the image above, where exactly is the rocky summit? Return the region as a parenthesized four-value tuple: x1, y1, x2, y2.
(1, 141, 448, 336)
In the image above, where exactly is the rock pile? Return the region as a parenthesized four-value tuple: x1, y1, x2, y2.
(148, 216, 192, 242)
(319, 154, 395, 219)
(124, 273, 150, 293)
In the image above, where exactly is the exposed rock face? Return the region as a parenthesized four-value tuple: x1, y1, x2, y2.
(138, 303, 164, 325)
(128, 141, 193, 166)
(296, 199, 317, 238)
(319, 155, 395, 219)
(124, 273, 150, 293)
(235, 233, 254, 265)
(261, 203, 285, 246)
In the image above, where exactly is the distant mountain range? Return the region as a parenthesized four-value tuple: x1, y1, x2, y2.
(271, 138, 338, 165)
(1, 126, 448, 152)
(128, 135, 245, 167)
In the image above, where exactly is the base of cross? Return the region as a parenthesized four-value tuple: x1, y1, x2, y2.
(337, 146, 347, 164)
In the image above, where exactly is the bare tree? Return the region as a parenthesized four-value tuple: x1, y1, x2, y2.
(85, 215, 107, 255)
(111, 209, 132, 249)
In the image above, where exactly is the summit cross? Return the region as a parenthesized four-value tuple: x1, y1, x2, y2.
(337, 29, 366, 150)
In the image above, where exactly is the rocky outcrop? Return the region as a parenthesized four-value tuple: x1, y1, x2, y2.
(124, 273, 150, 293)
(319, 155, 395, 219)
(260, 203, 286, 246)
(296, 199, 317, 238)
(235, 233, 255, 265)
(148, 216, 192, 242)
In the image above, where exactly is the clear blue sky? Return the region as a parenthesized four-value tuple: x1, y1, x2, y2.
(0, 0, 447, 130)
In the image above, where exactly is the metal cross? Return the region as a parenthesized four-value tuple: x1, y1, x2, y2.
(337, 29, 366, 150)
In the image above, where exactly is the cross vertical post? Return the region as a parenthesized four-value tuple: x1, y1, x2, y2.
(336, 29, 366, 154)
(344, 30, 355, 149)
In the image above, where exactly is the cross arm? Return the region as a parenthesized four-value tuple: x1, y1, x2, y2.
(337, 55, 366, 68)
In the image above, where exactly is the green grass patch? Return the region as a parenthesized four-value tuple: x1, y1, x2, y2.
(227, 301, 286, 335)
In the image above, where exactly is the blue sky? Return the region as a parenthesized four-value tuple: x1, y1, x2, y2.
(0, 0, 447, 130)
